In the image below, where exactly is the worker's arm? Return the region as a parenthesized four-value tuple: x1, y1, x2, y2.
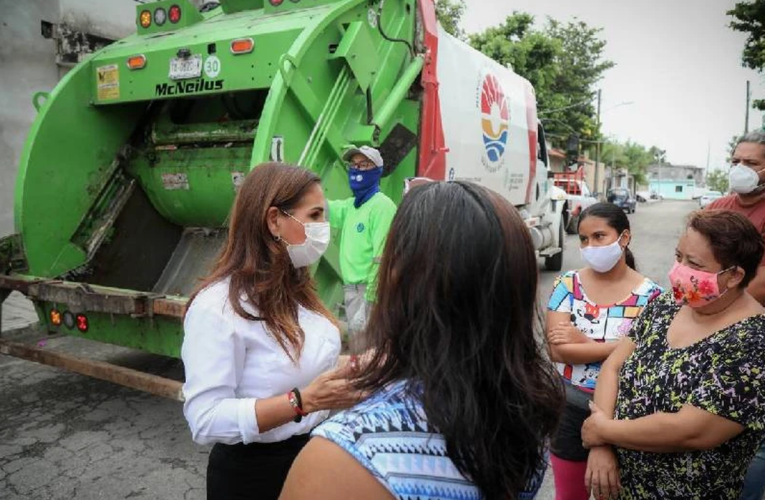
(746, 265, 765, 306)
(327, 199, 350, 229)
(363, 199, 397, 303)
(583, 403, 744, 452)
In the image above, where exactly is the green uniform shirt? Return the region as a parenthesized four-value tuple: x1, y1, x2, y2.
(328, 192, 397, 302)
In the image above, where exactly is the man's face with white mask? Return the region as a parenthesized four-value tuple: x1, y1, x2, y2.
(730, 142, 765, 196)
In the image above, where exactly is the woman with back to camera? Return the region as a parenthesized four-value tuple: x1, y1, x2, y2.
(583, 210, 765, 500)
(181, 163, 361, 500)
(279, 180, 563, 500)
(546, 202, 662, 500)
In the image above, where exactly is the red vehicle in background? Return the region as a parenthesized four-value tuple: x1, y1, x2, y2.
(553, 167, 597, 234)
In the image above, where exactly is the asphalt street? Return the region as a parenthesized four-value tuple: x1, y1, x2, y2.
(0, 200, 697, 500)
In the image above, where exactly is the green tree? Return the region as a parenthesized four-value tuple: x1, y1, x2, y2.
(469, 13, 562, 108)
(649, 146, 667, 166)
(435, 0, 466, 39)
(544, 19, 616, 144)
(602, 139, 654, 186)
(469, 14, 565, 141)
(728, 0, 765, 109)
(469, 13, 615, 147)
(624, 141, 655, 186)
(707, 169, 730, 193)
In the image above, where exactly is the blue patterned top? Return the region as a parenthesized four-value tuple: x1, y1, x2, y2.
(312, 380, 545, 500)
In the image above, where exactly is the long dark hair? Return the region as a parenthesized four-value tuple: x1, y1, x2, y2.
(355, 181, 563, 500)
(187, 163, 337, 361)
(579, 202, 637, 270)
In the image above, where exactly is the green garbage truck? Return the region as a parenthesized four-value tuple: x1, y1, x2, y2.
(0, 0, 566, 399)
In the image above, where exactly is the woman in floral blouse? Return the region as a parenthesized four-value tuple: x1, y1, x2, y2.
(582, 210, 765, 500)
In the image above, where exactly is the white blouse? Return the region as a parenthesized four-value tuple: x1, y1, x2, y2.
(181, 279, 341, 445)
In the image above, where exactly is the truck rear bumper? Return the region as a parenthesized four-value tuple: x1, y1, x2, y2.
(0, 275, 186, 320)
(0, 338, 183, 401)
(0, 275, 187, 399)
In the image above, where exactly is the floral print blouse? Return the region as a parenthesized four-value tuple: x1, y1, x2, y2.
(615, 291, 765, 499)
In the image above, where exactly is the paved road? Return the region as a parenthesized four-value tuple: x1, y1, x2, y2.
(0, 200, 696, 500)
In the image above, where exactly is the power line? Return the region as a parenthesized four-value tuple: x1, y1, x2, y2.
(538, 97, 595, 116)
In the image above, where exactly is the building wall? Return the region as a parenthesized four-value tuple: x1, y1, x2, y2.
(0, 0, 136, 238)
(649, 180, 697, 200)
(647, 164, 705, 186)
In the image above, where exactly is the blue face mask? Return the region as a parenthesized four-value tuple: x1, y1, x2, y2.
(348, 167, 383, 208)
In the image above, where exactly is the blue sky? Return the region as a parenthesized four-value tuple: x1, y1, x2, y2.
(461, 0, 764, 171)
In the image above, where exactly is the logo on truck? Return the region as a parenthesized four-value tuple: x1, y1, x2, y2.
(479, 73, 509, 172)
(155, 79, 224, 96)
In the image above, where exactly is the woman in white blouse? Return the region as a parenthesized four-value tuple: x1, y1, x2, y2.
(182, 163, 361, 500)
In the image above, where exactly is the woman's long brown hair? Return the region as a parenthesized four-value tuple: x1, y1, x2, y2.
(186, 162, 337, 361)
(355, 181, 563, 500)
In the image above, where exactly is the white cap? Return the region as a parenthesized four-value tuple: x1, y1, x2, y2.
(343, 145, 384, 167)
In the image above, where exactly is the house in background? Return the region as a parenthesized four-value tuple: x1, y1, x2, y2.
(647, 164, 705, 200)
(547, 148, 568, 173)
(606, 167, 636, 194)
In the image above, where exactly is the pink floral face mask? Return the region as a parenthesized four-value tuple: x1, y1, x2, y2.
(668, 262, 734, 308)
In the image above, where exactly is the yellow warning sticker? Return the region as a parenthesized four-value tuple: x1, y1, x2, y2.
(96, 64, 120, 100)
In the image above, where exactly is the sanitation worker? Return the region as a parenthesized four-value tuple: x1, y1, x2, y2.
(329, 146, 396, 353)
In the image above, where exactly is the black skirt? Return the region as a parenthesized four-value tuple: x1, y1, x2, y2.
(550, 384, 593, 462)
(207, 434, 311, 500)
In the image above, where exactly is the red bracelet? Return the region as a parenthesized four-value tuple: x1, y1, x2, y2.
(287, 390, 308, 418)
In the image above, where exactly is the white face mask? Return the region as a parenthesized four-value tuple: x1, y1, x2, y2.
(580, 233, 625, 273)
(729, 164, 762, 194)
(280, 211, 330, 268)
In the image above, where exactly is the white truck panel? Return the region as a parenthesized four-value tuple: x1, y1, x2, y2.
(436, 27, 536, 207)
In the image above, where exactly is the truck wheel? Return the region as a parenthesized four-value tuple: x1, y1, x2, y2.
(545, 220, 565, 272)
(565, 214, 579, 235)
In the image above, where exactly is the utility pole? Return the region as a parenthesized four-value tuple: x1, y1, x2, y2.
(705, 140, 711, 183)
(745, 80, 751, 134)
(594, 89, 602, 198)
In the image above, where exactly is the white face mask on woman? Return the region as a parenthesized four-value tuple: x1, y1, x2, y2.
(280, 211, 330, 268)
(580, 233, 625, 273)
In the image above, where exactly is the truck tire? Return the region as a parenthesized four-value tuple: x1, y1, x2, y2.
(545, 219, 565, 272)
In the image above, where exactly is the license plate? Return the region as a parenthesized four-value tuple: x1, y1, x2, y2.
(169, 55, 202, 80)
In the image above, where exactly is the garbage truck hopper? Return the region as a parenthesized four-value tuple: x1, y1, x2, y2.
(1, 0, 425, 397)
